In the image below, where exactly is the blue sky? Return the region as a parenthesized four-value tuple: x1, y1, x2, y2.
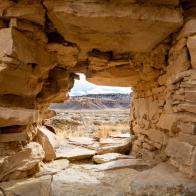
(69, 74, 131, 96)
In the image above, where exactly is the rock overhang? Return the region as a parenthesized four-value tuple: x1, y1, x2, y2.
(44, 0, 183, 60)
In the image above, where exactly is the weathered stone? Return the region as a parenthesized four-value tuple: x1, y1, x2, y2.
(5, 3, 45, 25)
(47, 43, 78, 68)
(82, 159, 149, 171)
(157, 113, 178, 132)
(55, 144, 96, 161)
(0, 107, 38, 127)
(192, 150, 196, 173)
(165, 138, 194, 165)
(36, 126, 57, 162)
(0, 142, 44, 181)
(176, 103, 196, 113)
(178, 19, 196, 39)
(185, 90, 196, 103)
(93, 153, 134, 164)
(0, 175, 52, 196)
(178, 133, 196, 146)
(187, 35, 196, 69)
(177, 121, 196, 135)
(130, 162, 196, 196)
(97, 138, 132, 155)
(35, 159, 69, 177)
(0, 132, 28, 142)
(45, 0, 182, 59)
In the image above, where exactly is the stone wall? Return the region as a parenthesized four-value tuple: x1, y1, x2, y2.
(131, 19, 196, 177)
(0, 0, 196, 182)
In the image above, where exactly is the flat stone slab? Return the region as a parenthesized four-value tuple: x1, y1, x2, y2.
(110, 133, 131, 138)
(55, 144, 96, 161)
(130, 162, 196, 196)
(0, 175, 51, 196)
(35, 159, 70, 177)
(68, 137, 95, 146)
(93, 153, 134, 164)
(0, 107, 38, 127)
(97, 138, 132, 155)
(82, 159, 149, 171)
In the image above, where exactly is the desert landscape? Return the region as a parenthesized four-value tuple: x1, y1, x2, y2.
(0, 0, 196, 195)
(47, 93, 131, 138)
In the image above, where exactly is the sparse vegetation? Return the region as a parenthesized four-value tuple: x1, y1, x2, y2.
(45, 109, 130, 138)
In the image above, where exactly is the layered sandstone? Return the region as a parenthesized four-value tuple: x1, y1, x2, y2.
(0, 0, 195, 182)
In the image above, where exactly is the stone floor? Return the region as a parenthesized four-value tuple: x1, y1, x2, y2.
(0, 158, 196, 196)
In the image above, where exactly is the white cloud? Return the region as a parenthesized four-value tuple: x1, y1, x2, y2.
(69, 74, 131, 96)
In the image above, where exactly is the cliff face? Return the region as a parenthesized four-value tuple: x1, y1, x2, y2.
(50, 94, 131, 110)
(0, 0, 196, 181)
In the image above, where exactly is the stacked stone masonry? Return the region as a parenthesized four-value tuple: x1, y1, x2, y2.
(0, 0, 195, 182)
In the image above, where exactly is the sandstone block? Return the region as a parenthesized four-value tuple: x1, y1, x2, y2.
(177, 121, 196, 135)
(176, 103, 196, 114)
(185, 90, 196, 103)
(92, 153, 134, 164)
(178, 133, 196, 146)
(157, 113, 178, 132)
(146, 129, 166, 145)
(0, 107, 39, 127)
(82, 159, 149, 171)
(0, 142, 44, 181)
(178, 19, 196, 39)
(47, 43, 78, 68)
(0, 175, 52, 196)
(191, 150, 196, 173)
(187, 35, 196, 69)
(36, 126, 57, 162)
(5, 4, 45, 25)
(165, 138, 194, 165)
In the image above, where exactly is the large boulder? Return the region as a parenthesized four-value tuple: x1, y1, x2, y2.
(0, 142, 45, 181)
(36, 126, 57, 162)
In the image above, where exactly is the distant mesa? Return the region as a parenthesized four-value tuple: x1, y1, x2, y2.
(50, 93, 131, 111)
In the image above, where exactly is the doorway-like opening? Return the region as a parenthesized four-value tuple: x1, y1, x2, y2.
(46, 73, 133, 157)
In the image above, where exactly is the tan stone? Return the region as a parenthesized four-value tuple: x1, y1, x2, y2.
(47, 43, 78, 68)
(92, 153, 134, 164)
(5, 3, 45, 25)
(0, 132, 28, 142)
(178, 19, 196, 39)
(165, 138, 194, 165)
(185, 90, 196, 103)
(192, 150, 196, 173)
(176, 103, 196, 113)
(55, 144, 96, 161)
(82, 159, 149, 171)
(36, 126, 57, 162)
(187, 35, 196, 69)
(0, 107, 38, 127)
(0, 175, 52, 196)
(130, 162, 196, 195)
(157, 113, 178, 132)
(146, 129, 166, 145)
(0, 142, 44, 181)
(177, 121, 196, 135)
(97, 138, 132, 155)
(35, 159, 70, 177)
(45, 0, 182, 59)
(178, 133, 196, 146)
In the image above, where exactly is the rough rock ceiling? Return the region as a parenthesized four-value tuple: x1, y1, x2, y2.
(44, 0, 183, 60)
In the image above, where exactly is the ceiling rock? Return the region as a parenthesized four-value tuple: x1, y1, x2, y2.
(44, 0, 183, 59)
